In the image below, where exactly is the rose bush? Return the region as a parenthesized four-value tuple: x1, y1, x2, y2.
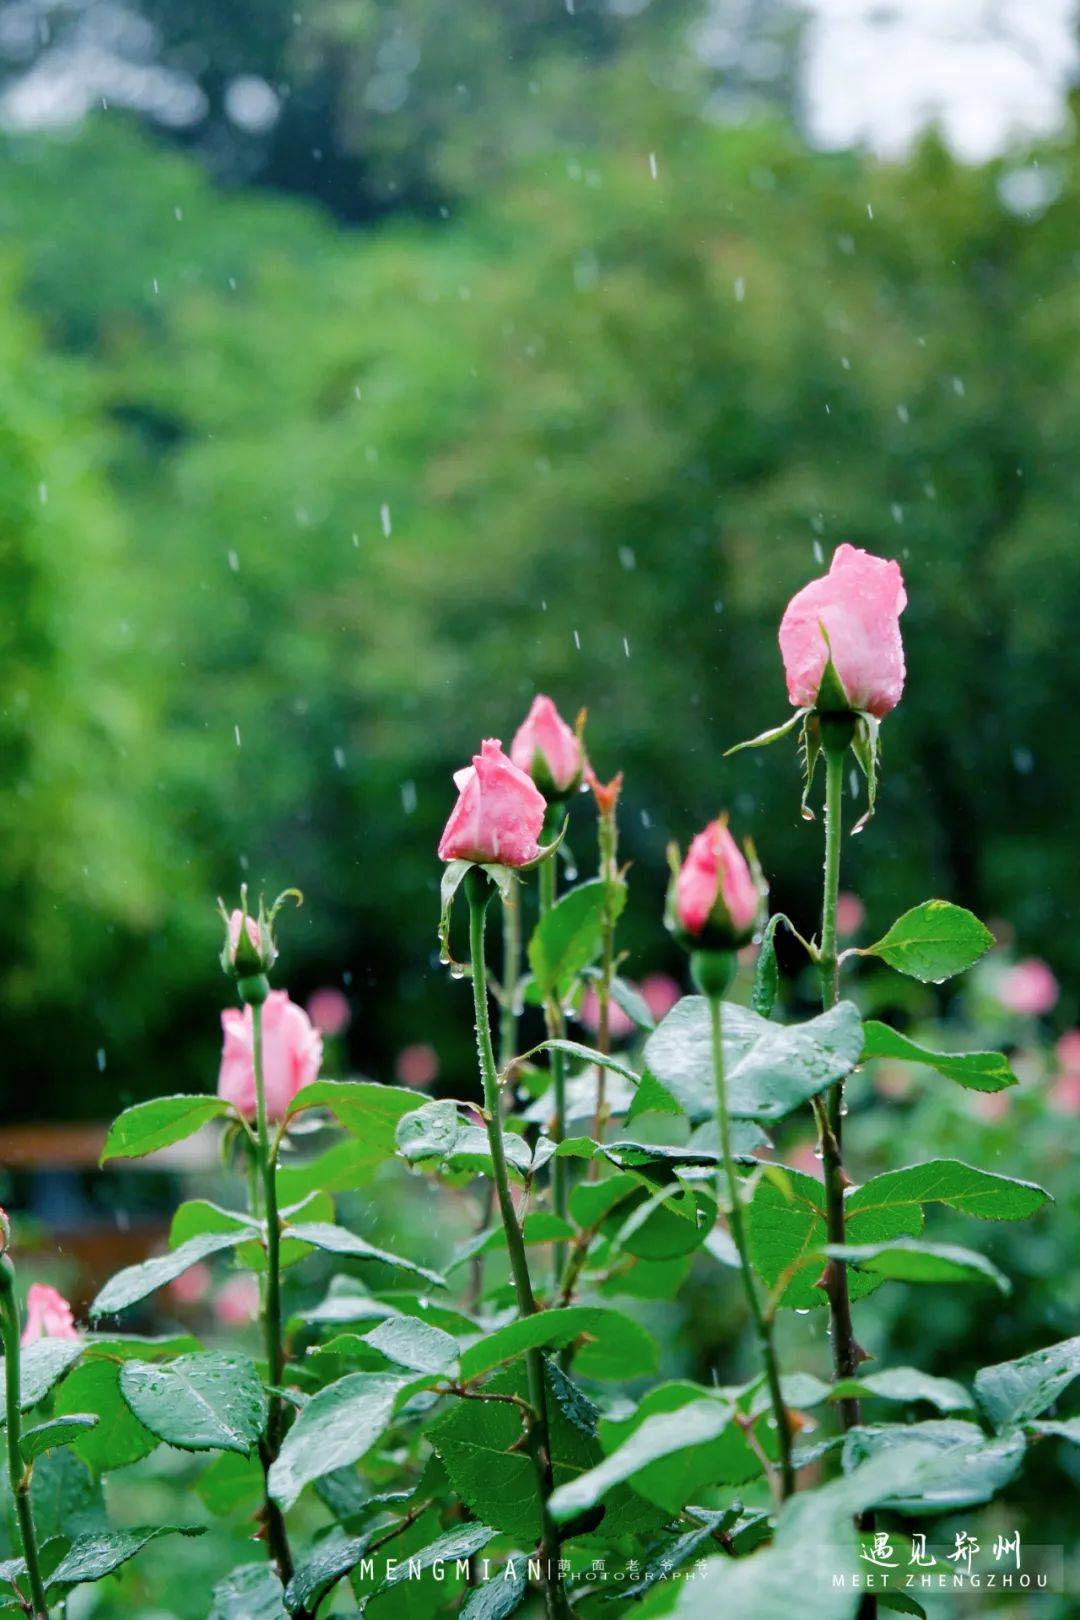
(0, 549, 1073, 1620)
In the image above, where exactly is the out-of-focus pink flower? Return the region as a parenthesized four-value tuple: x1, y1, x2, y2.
(1055, 1030, 1080, 1073)
(836, 892, 866, 938)
(510, 696, 583, 797)
(577, 987, 634, 1041)
(438, 739, 547, 867)
(396, 1043, 439, 1088)
(168, 1263, 212, 1306)
(214, 1274, 260, 1326)
(674, 820, 762, 943)
(1049, 1069, 1080, 1116)
(640, 973, 681, 1022)
(976, 1090, 1012, 1124)
(779, 544, 907, 717)
(996, 958, 1059, 1017)
(307, 987, 352, 1038)
(21, 1283, 78, 1345)
(218, 990, 323, 1120)
(872, 1063, 913, 1102)
(787, 1141, 823, 1181)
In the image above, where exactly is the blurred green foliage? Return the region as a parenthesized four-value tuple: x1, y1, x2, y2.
(0, 44, 1077, 1117)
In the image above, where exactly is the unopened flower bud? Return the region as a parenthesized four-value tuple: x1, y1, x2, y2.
(510, 696, 584, 799)
(666, 818, 766, 952)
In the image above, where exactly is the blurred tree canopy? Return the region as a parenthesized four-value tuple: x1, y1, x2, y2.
(0, 33, 1077, 1116)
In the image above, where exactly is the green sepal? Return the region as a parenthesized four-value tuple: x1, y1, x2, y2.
(724, 708, 808, 757)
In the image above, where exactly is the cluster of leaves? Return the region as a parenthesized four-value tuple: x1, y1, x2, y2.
(3, 799, 1075, 1619)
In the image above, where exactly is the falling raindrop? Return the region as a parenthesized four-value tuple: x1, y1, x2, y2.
(648, 152, 658, 180)
(380, 503, 392, 538)
(96, 1049, 107, 1072)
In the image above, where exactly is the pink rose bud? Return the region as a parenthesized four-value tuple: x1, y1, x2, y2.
(217, 989, 323, 1120)
(0, 1208, 8, 1257)
(437, 738, 547, 867)
(21, 1282, 79, 1346)
(306, 986, 352, 1038)
(996, 957, 1059, 1017)
(669, 819, 764, 948)
(779, 544, 907, 717)
(510, 695, 584, 798)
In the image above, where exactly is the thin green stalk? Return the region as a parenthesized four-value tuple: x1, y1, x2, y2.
(707, 997, 794, 1501)
(816, 741, 862, 1431)
(248, 997, 298, 1596)
(538, 850, 568, 1284)
(470, 889, 520, 1308)
(590, 800, 619, 1154)
(466, 872, 570, 1620)
(0, 1260, 49, 1618)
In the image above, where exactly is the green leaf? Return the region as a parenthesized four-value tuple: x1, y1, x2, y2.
(528, 879, 622, 1000)
(534, 1041, 641, 1088)
(286, 1078, 418, 1144)
(197, 1452, 265, 1520)
(609, 976, 656, 1031)
(551, 1387, 753, 1520)
(644, 997, 863, 1123)
(861, 900, 994, 983)
(639, 1440, 948, 1620)
(19, 1415, 99, 1462)
(285, 1533, 377, 1614)
(1027, 1417, 1080, 1444)
(825, 1238, 1010, 1293)
(282, 1221, 447, 1288)
(53, 1359, 159, 1470)
(619, 1508, 741, 1601)
(861, 1021, 1017, 1092)
(850, 1159, 1050, 1222)
(100, 1088, 231, 1166)
(268, 1372, 417, 1508)
(48, 1525, 204, 1590)
(432, 1364, 659, 1544)
(90, 1230, 247, 1317)
(363, 1316, 459, 1374)
(118, 1351, 267, 1455)
(842, 1421, 1026, 1514)
(459, 1306, 657, 1383)
(396, 1101, 534, 1180)
(973, 1336, 1080, 1432)
(208, 1563, 288, 1620)
(625, 1069, 682, 1124)
(460, 1558, 527, 1620)
(29, 1448, 106, 1542)
(747, 1167, 919, 1311)
(829, 1368, 972, 1415)
(751, 916, 781, 1018)
(0, 1337, 83, 1412)
(364, 1523, 497, 1615)
(100, 1094, 231, 1163)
